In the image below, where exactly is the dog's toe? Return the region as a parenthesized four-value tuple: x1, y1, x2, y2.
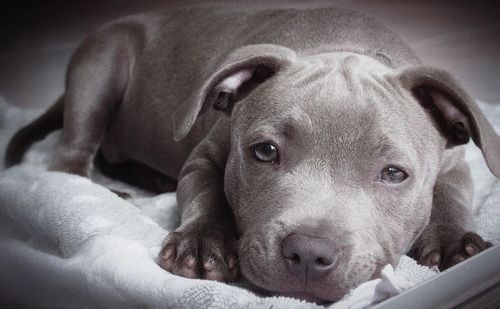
(441, 232, 492, 269)
(203, 258, 225, 281)
(422, 252, 441, 267)
(200, 253, 239, 281)
(159, 244, 176, 271)
(174, 255, 198, 278)
(462, 232, 492, 256)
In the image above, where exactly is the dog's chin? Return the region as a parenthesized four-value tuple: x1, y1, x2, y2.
(241, 271, 342, 304)
(277, 291, 333, 305)
(244, 280, 337, 304)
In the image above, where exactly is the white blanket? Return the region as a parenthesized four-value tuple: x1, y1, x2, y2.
(0, 97, 499, 308)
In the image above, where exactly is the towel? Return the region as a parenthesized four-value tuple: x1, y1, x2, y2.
(0, 96, 498, 308)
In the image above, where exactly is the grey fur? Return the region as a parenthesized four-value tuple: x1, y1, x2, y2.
(6, 4, 499, 302)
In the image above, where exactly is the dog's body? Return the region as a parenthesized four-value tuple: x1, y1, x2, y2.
(6, 4, 500, 302)
(84, 5, 420, 179)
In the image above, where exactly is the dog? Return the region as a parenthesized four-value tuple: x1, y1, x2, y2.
(5, 4, 499, 303)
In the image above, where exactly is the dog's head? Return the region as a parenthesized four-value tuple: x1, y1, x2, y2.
(175, 44, 500, 301)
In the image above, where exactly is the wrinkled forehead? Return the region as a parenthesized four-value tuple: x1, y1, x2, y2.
(236, 52, 429, 161)
(286, 51, 394, 88)
(242, 53, 406, 132)
(246, 52, 400, 114)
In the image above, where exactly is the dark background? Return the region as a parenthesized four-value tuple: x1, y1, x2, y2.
(1, 0, 500, 108)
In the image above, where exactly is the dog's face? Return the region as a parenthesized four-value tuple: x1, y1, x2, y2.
(176, 44, 500, 302)
(223, 53, 443, 301)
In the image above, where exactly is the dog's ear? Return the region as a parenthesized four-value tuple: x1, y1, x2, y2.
(174, 44, 295, 141)
(398, 66, 500, 177)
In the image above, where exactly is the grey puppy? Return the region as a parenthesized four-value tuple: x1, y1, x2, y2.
(6, 4, 500, 302)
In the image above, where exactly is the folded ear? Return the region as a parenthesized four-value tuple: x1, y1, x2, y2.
(398, 66, 500, 177)
(174, 44, 296, 141)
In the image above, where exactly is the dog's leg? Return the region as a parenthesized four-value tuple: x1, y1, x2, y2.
(94, 150, 177, 193)
(158, 128, 239, 282)
(50, 28, 132, 177)
(409, 158, 492, 270)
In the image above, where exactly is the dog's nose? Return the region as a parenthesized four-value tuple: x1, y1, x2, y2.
(281, 234, 338, 279)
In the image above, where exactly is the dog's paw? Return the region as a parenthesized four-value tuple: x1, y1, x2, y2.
(410, 226, 492, 270)
(158, 222, 239, 282)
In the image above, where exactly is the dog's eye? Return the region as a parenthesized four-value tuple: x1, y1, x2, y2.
(379, 165, 408, 183)
(252, 143, 279, 163)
